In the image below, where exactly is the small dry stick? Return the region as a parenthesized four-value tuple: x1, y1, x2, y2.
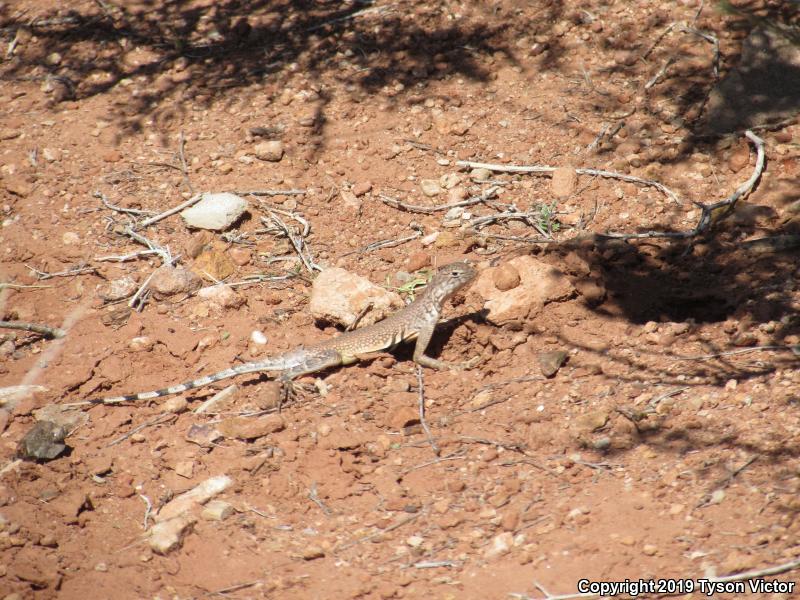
(455, 161, 681, 204)
(235, 189, 306, 197)
(416, 365, 440, 456)
(95, 191, 155, 217)
(107, 413, 175, 447)
(0, 320, 66, 339)
(95, 250, 159, 263)
(136, 193, 202, 229)
(403, 451, 467, 475)
(0, 283, 51, 290)
(380, 186, 500, 214)
(25, 264, 96, 280)
(341, 224, 424, 257)
(671, 345, 799, 361)
(336, 511, 421, 551)
(604, 130, 764, 240)
(139, 494, 153, 530)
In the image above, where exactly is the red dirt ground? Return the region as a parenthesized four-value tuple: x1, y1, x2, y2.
(1, 0, 799, 598)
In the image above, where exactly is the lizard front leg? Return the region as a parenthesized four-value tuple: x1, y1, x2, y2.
(412, 323, 480, 370)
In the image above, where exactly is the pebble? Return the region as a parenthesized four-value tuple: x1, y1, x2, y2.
(98, 276, 138, 302)
(340, 189, 362, 212)
(149, 265, 202, 299)
(300, 545, 325, 560)
(728, 145, 750, 172)
(254, 140, 284, 162)
(309, 267, 403, 328)
(174, 461, 194, 478)
(470, 168, 492, 181)
(404, 251, 430, 272)
(193, 248, 236, 281)
(444, 206, 464, 221)
(551, 166, 578, 198)
(447, 186, 468, 202)
(218, 414, 286, 440)
(538, 350, 568, 377)
(352, 181, 372, 196)
(642, 544, 658, 556)
(484, 532, 513, 559)
(420, 179, 442, 197)
(574, 409, 609, 433)
(62, 231, 80, 245)
(250, 330, 268, 345)
(197, 284, 245, 309)
(128, 336, 154, 352)
(492, 263, 521, 291)
(163, 397, 188, 414)
(196, 499, 234, 523)
(439, 173, 461, 190)
(229, 247, 251, 266)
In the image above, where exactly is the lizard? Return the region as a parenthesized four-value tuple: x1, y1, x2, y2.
(74, 261, 479, 407)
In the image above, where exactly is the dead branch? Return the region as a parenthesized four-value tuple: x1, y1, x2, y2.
(602, 130, 764, 240)
(455, 161, 681, 204)
(0, 319, 66, 339)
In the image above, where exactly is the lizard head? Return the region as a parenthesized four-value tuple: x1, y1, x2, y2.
(425, 261, 477, 303)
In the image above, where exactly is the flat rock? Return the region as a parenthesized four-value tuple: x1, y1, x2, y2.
(16, 420, 69, 461)
(181, 192, 248, 231)
(309, 267, 403, 328)
(472, 256, 574, 325)
(254, 140, 284, 161)
(539, 350, 568, 377)
(97, 276, 138, 302)
(218, 414, 286, 440)
(420, 179, 442, 197)
(149, 514, 197, 555)
(551, 166, 578, 198)
(193, 247, 236, 281)
(149, 265, 202, 299)
(156, 475, 232, 522)
(197, 284, 245, 309)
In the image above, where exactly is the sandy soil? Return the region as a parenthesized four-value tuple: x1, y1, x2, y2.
(1, 0, 799, 598)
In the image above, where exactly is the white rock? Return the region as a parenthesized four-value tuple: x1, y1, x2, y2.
(129, 336, 154, 352)
(484, 532, 514, 559)
(155, 475, 232, 522)
(0, 385, 48, 406)
(149, 514, 197, 555)
(181, 192, 248, 231)
(62, 231, 80, 245)
(472, 256, 575, 324)
(250, 330, 268, 345)
(309, 268, 404, 328)
(201, 500, 234, 521)
(98, 276, 138, 302)
(420, 179, 442, 197)
(197, 284, 245, 309)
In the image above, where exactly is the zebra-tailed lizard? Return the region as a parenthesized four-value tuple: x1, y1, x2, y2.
(75, 261, 479, 407)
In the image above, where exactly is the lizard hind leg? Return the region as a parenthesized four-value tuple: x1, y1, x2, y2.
(274, 348, 343, 412)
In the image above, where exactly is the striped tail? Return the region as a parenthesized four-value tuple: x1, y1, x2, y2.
(90, 361, 273, 405)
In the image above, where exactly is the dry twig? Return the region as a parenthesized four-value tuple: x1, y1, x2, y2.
(603, 130, 764, 240)
(0, 319, 66, 339)
(455, 161, 681, 204)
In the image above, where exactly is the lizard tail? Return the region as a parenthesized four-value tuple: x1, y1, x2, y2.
(88, 361, 272, 405)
